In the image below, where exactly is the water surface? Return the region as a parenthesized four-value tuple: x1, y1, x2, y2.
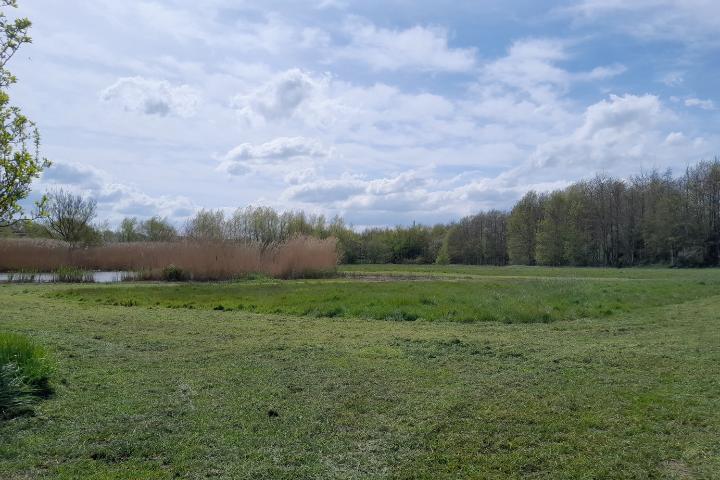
(0, 271, 135, 283)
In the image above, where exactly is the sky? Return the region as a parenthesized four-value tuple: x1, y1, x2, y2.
(8, 0, 720, 228)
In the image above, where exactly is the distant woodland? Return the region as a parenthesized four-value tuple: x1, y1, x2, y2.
(4, 159, 720, 267)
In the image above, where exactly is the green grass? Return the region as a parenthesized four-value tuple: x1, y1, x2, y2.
(0, 332, 53, 418)
(1, 266, 719, 478)
(340, 263, 720, 279)
(55, 272, 720, 324)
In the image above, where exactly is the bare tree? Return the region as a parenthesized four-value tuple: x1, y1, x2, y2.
(44, 189, 97, 244)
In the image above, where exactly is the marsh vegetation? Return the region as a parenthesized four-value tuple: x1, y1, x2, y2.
(0, 236, 338, 280)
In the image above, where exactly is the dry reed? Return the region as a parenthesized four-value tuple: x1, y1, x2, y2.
(0, 237, 338, 280)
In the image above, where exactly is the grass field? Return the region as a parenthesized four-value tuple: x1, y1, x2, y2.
(56, 272, 720, 324)
(1, 265, 719, 478)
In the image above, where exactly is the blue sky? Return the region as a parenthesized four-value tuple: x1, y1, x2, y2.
(9, 0, 720, 227)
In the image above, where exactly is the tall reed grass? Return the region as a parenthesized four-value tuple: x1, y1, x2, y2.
(0, 237, 338, 280)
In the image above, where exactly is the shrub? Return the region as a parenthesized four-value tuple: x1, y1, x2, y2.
(675, 247, 705, 268)
(162, 264, 187, 282)
(0, 332, 53, 418)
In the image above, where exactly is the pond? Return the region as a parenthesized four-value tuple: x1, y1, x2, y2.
(0, 271, 136, 283)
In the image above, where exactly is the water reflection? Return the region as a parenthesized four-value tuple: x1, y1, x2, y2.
(0, 271, 136, 283)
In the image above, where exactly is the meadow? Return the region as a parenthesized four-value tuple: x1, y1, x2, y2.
(57, 271, 720, 324)
(1, 265, 719, 479)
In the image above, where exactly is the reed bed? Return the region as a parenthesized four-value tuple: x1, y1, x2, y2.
(0, 237, 338, 280)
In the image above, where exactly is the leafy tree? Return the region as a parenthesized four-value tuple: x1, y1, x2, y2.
(507, 191, 543, 265)
(140, 216, 177, 242)
(118, 217, 141, 242)
(184, 209, 226, 241)
(0, 0, 49, 226)
(535, 192, 568, 266)
(445, 211, 507, 265)
(434, 233, 450, 264)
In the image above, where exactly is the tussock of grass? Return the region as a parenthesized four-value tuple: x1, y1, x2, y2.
(0, 363, 35, 417)
(0, 332, 53, 418)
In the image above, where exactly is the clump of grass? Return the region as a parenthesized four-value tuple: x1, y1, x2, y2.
(0, 363, 35, 417)
(385, 309, 419, 322)
(53, 266, 93, 283)
(0, 332, 53, 418)
(113, 299, 138, 307)
(317, 306, 345, 318)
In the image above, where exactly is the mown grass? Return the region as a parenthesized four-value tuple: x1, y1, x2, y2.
(0, 271, 718, 478)
(55, 272, 720, 323)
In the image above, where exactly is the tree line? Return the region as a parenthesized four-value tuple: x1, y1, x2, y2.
(3, 158, 719, 267)
(508, 161, 720, 267)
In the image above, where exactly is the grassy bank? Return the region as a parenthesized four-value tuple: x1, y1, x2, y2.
(1, 266, 719, 478)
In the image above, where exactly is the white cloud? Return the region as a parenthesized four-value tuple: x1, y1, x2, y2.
(231, 69, 328, 123)
(465, 38, 624, 135)
(685, 97, 715, 110)
(284, 171, 432, 206)
(664, 131, 685, 145)
(481, 38, 624, 102)
(336, 19, 476, 72)
(565, 1, 720, 44)
(230, 68, 466, 147)
(532, 94, 666, 168)
(285, 177, 366, 203)
(219, 137, 331, 176)
(660, 71, 685, 86)
(219, 15, 331, 54)
(577, 64, 627, 81)
(316, 0, 348, 9)
(225, 137, 330, 162)
(482, 39, 570, 95)
(101, 77, 201, 117)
